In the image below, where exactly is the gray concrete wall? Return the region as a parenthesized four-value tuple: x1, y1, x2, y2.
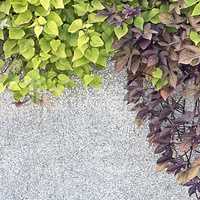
(0, 66, 194, 200)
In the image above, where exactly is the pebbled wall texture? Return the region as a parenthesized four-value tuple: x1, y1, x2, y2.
(0, 65, 194, 200)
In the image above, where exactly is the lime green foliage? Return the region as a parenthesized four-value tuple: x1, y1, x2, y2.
(114, 24, 128, 40)
(134, 16, 144, 31)
(190, 31, 200, 45)
(2, 0, 200, 102)
(151, 68, 168, 91)
(0, 0, 117, 102)
(185, 0, 200, 15)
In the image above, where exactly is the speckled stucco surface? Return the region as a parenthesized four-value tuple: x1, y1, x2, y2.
(0, 66, 194, 200)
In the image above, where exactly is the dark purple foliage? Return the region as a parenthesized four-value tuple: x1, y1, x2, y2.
(98, 5, 140, 26)
(111, 4, 200, 200)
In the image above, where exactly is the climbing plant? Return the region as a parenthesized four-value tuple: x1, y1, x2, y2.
(2, 0, 200, 199)
(109, 0, 200, 199)
(0, 0, 135, 102)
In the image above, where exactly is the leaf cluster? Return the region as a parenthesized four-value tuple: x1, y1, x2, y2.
(111, 0, 200, 199)
(2, 0, 200, 199)
(0, 0, 128, 102)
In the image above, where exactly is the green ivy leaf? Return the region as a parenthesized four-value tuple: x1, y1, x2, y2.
(143, 8, 160, 22)
(18, 39, 35, 60)
(3, 39, 18, 58)
(53, 43, 66, 58)
(15, 10, 32, 25)
(39, 38, 51, 53)
(31, 56, 41, 69)
(55, 58, 72, 70)
(78, 31, 89, 47)
(58, 74, 70, 84)
(34, 25, 43, 38)
(12, 1, 28, 13)
(91, 0, 105, 11)
(114, 23, 128, 40)
(37, 16, 46, 25)
(40, 0, 50, 10)
(155, 79, 168, 90)
(83, 74, 94, 87)
(8, 81, 20, 91)
(185, 0, 200, 7)
(102, 23, 113, 36)
(35, 6, 50, 16)
(96, 55, 107, 67)
(190, 31, 200, 45)
(88, 13, 107, 23)
(51, 0, 64, 9)
(90, 35, 104, 47)
(47, 12, 63, 27)
(73, 2, 88, 16)
(9, 28, 25, 40)
(78, 43, 88, 54)
(89, 75, 102, 88)
(84, 48, 99, 63)
(27, 69, 40, 80)
(72, 48, 83, 62)
(40, 52, 51, 60)
(0, 0, 11, 15)
(73, 57, 89, 68)
(152, 68, 163, 79)
(44, 20, 59, 36)
(192, 2, 200, 16)
(50, 39, 61, 52)
(134, 16, 144, 31)
(68, 19, 83, 33)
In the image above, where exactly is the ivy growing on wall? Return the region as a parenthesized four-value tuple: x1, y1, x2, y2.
(2, 0, 200, 199)
(0, 0, 132, 102)
(110, 0, 200, 199)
